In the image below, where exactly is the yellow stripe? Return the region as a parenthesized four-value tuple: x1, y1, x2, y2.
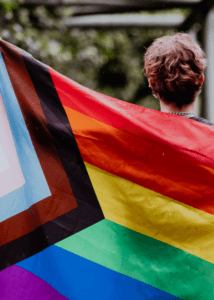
(85, 162, 214, 264)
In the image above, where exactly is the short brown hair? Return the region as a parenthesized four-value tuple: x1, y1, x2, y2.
(143, 33, 206, 108)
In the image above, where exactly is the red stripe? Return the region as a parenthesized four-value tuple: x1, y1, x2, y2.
(49, 67, 214, 170)
(63, 105, 214, 215)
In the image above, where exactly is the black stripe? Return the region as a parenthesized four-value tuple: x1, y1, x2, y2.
(0, 204, 104, 271)
(22, 53, 104, 227)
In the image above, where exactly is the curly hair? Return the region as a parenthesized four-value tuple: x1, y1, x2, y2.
(143, 33, 206, 108)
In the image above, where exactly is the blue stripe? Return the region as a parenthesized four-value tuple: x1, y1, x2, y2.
(0, 53, 51, 222)
(17, 245, 181, 300)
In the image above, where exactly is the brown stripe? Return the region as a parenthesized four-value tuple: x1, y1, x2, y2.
(0, 40, 77, 246)
(1, 187, 76, 246)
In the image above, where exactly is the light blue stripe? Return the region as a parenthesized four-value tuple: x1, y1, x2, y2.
(0, 53, 51, 222)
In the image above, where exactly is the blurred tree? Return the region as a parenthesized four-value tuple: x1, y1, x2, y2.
(0, 1, 182, 109)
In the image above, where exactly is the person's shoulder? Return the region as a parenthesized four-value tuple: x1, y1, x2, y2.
(189, 116, 214, 126)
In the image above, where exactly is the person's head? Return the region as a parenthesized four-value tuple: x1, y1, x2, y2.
(143, 32, 206, 109)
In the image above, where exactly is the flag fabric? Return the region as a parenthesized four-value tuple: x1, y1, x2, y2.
(0, 39, 104, 270)
(0, 39, 214, 299)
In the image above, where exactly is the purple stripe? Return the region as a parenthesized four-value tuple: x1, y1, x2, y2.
(0, 265, 68, 300)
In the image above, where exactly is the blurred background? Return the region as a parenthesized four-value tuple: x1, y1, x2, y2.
(0, 0, 214, 120)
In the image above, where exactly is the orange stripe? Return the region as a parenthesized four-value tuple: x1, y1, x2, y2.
(50, 66, 214, 170)
(64, 105, 214, 215)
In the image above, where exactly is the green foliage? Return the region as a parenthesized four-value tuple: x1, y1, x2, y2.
(0, 4, 179, 109)
(1, 0, 23, 13)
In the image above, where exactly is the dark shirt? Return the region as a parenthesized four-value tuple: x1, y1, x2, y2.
(189, 116, 214, 126)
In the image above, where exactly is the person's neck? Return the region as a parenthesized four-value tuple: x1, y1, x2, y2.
(159, 100, 196, 116)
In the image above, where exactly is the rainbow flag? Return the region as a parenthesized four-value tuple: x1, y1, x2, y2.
(0, 39, 214, 300)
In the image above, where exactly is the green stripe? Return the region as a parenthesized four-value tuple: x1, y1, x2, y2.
(56, 219, 214, 300)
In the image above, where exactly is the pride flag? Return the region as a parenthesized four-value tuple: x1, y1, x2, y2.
(0, 39, 214, 299)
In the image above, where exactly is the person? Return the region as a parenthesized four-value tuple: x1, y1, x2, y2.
(143, 32, 214, 126)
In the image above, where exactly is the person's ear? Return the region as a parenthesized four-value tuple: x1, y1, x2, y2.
(148, 79, 159, 99)
(149, 79, 155, 89)
(200, 75, 204, 87)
